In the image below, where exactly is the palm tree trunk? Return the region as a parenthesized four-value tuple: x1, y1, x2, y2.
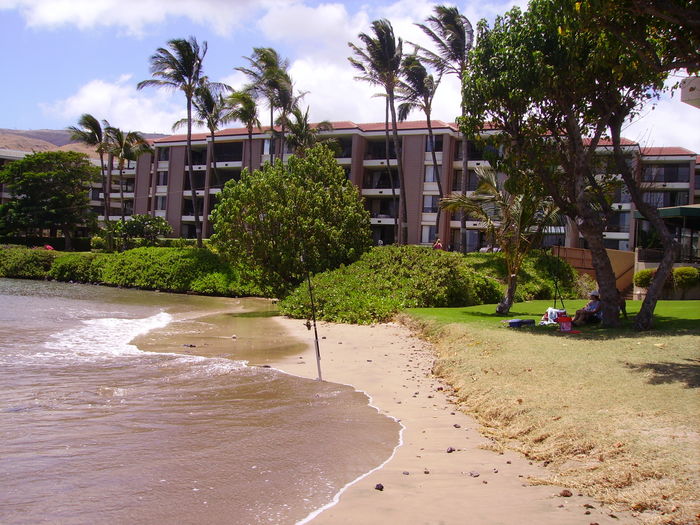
(384, 99, 398, 244)
(210, 129, 220, 188)
(497, 272, 518, 314)
(460, 131, 469, 253)
(119, 165, 125, 222)
(269, 104, 275, 163)
(248, 127, 254, 174)
(187, 97, 203, 247)
(388, 90, 407, 245)
(426, 116, 443, 239)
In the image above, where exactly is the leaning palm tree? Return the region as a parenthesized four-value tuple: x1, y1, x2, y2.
(397, 54, 443, 235)
(105, 126, 150, 223)
(414, 5, 474, 252)
(281, 106, 333, 157)
(68, 114, 112, 226)
(441, 167, 558, 314)
(137, 36, 208, 247)
(174, 79, 232, 188)
(223, 90, 261, 175)
(349, 19, 407, 244)
(236, 47, 290, 163)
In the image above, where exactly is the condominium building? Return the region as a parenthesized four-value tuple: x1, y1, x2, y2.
(1, 121, 697, 253)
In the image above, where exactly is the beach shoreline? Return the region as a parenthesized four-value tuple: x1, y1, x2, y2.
(271, 316, 639, 525)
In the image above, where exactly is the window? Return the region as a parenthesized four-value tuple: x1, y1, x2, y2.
(452, 170, 479, 192)
(157, 171, 168, 185)
(155, 196, 167, 210)
(425, 135, 443, 152)
(642, 190, 689, 207)
(642, 163, 690, 183)
(424, 165, 437, 182)
(90, 188, 101, 200)
(157, 148, 169, 161)
(421, 225, 437, 243)
(423, 195, 439, 213)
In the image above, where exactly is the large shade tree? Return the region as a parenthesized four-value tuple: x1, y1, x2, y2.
(0, 151, 99, 250)
(137, 36, 208, 247)
(210, 144, 371, 296)
(414, 5, 474, 252)
(349, 19, 408, 244)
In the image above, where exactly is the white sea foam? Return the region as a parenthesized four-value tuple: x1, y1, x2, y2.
(43, 312, 174, 359)
(37, 311, 248, 376)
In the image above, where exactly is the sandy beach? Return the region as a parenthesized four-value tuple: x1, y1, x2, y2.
(272, 317, 639, 525)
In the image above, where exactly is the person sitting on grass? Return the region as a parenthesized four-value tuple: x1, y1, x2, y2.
(572, 290, 602, 326)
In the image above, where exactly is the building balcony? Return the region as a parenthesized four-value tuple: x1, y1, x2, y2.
(370, 217, 396, 226)
(184, 164, 207, 171)
(362, 188, 400, 197)
(215, 160, 242, 169)
(109, 192, 135, 199)
(364, 159, 397, 167)
(680, 76, 700, 108)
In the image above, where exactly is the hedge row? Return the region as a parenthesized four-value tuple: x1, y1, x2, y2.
(0, 246, 263, 297)
(634, 267, 700, 289)
(279, 245, 574, 324)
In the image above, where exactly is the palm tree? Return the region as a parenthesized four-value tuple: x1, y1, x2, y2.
(236, 48, 290, 163)
(414, 5, 474, 252)
(174, 79, 231, 188)
(441, 167, 558, 314)
(67, 114, 111, 226)
(281, 106, 333, 157)
(137, 36, 208, 247)
(223, 90, 261, 175)
(349, 19, 407, 244)
(397, 54, 443, 236)
(105, 126, 150, 223)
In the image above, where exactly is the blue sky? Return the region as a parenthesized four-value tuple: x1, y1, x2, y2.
(0, 0, 697, 153)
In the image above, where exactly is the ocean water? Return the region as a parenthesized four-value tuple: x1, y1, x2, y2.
(0, 279, 400, 525)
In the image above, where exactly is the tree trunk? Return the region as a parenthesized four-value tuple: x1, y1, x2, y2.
(384, 99, 399, 244)
(496, 272, 517, 314)
(119, 165, 125, 222)
(388, 90, 407, 245)
(210, 129, 220, 188)
(62, 226, 73, 251)
(248, 128, 254, 174)
(186, 97, 203, 247)
(609, 116, 678, 330)
(426, 116, 443, 239)
(460, 129, 469, 253)
(578, 219, 620, 327)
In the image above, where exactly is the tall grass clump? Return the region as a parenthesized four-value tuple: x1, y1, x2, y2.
(280, 245, 503, 324)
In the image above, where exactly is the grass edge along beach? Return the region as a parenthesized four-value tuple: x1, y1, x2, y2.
(403, 300, 700, 525)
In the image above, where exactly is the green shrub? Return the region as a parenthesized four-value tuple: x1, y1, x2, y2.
(634, 269, 656, 288)
(100, 247, 223, 292)
(48, 252, 108, 283)
(279, 245, 503, 324)
(673, 267, 699, 291)
(0, 247, 56, 279)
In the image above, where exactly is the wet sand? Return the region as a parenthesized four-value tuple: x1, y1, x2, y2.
(271, 318, 639, 525)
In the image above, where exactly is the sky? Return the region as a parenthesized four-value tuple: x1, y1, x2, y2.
(0, 0, 697, 153)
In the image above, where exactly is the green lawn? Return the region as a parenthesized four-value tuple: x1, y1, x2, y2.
(408, 299, 700, 334)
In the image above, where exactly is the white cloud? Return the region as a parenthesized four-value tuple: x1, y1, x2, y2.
(1, 0, 267, 36)
(41, 74, 186, 133)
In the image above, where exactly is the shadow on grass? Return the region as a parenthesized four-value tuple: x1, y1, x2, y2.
(625, 359, 700, 388)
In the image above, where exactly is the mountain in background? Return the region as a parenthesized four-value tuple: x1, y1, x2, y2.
(0, 128, 167, 158)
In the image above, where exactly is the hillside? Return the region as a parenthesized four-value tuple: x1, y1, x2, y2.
(0, 128, 166, 159)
